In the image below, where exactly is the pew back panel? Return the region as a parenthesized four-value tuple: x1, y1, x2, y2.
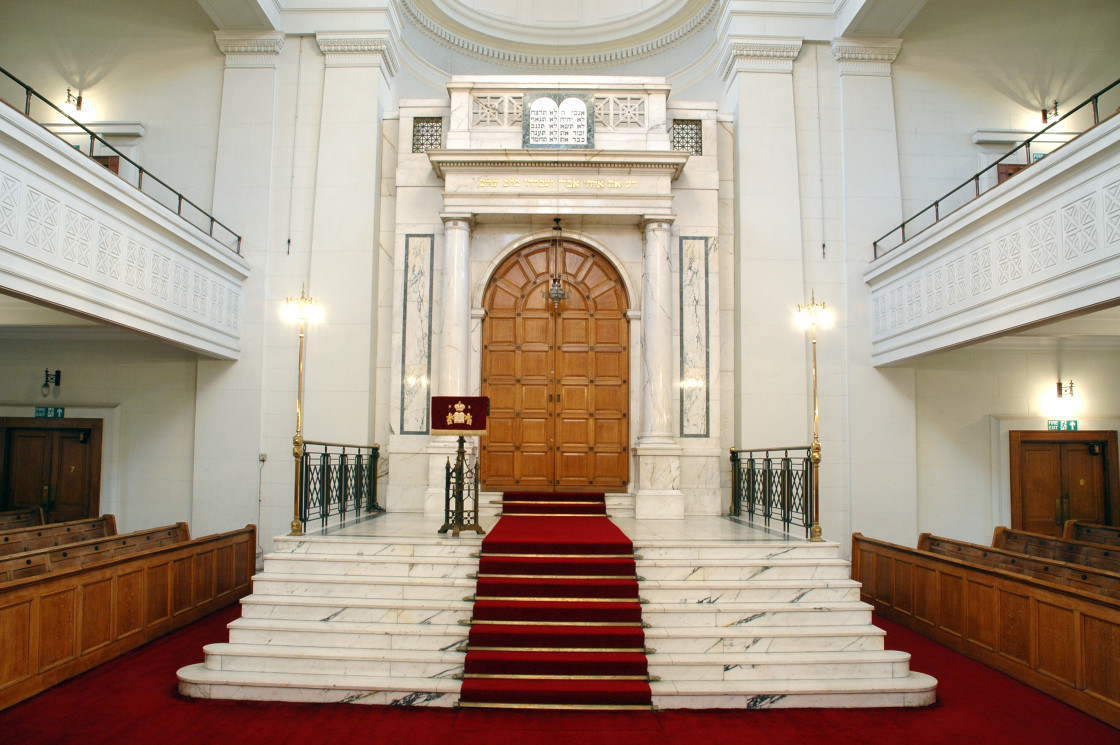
(0, 524, 255, 711)
(853, 532, 1120, 728)
(919, 533, 1120, 599)
(0, 516, 118, 556)
(1065, 521, 1120, 547)
(0, 508, 44, 530)
(993, 526, 1119, 572)
(0, 524, 189, 583)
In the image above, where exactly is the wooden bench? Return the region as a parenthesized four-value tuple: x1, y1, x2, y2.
(919, 533, 1120, 599)
(853, 532, 1120, 728)
(0, 523, 255, 711)
(0, 507, 44, 530)
(0, 523, 190, 583)
(1065, 520, 1120, 547)
(0, 515, 118, 556)
(992, 526, 1119, 573)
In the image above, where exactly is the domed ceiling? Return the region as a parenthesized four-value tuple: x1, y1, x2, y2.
(399, 0, 719, 69)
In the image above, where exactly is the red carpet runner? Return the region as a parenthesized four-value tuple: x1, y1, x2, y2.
(459, 492, 652, 710)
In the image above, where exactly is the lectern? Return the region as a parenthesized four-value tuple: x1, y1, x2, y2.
(431, 396, 488, 536)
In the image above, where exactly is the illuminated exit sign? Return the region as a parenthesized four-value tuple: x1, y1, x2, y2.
(1047, 419, 1078, 431)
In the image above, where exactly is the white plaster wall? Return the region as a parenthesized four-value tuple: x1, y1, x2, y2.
(0, 338, 198, 534)
(0, 0, 224, 215)
(912, 345, 1120, 546)
(892, 0, 1120, 218)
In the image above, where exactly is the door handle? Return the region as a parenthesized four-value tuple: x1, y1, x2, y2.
(1054, 497, 1063, 525)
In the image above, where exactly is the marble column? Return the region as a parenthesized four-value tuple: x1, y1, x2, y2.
(635, 216, 683, 519)
(833, 37, 918, 546)
(304, 32, 397, 444)
(192, 32, 283, 540)
(438, 213, 474, 396)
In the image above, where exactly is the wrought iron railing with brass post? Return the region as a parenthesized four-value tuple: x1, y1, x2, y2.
(284, 285, 322, 536)
(295, 441, 383, 531)
(729, 447, 814, 537)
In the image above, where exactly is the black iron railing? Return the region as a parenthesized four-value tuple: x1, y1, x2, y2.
(0, 65, 241, 253)
(297, 441, 382, 530)
(440, 449, 484, 537)
(873, 77, 1120, 259)
(729, 447, 814, 537)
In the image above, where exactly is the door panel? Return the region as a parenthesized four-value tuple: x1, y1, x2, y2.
(1011, 431, 1116, 535)
(482, 239, 629, 491)
(1066, 443, 1106, 523)
(2, 420, 101, 522)
(5, 430, 52, 511)
(1021, 443, 1063, 535)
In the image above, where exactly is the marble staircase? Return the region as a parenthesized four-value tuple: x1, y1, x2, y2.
(177, 515, 936, 708)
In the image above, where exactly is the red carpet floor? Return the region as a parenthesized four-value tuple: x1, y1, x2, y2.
(1, 602, 1116, 745)
(459, 492, 652, 709)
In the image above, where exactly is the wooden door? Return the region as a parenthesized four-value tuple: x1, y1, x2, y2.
(1, 419, 102, 522)
(481, 239, 629, 491)
(1010, 430, 1117, 536)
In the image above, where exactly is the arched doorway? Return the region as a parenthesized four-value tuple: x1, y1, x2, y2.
(481, 238, 630, 491)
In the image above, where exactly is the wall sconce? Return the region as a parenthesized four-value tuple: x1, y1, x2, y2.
(1042, 100, 1059, 125)
(64, 87, 82, 112)
(1056, 380, 1074, 398)
(41, 369, 61, 398)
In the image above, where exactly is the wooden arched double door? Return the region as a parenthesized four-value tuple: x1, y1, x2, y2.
(481, 239, 629, 491)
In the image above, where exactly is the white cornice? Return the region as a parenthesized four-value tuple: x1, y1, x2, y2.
(213, 31, 285, 68)
(316, 32, 399, 76)
(831, 37, 902, 76)
(719, 37, 804, 80)
(398, 0, 720, 71)
(427, 149, 690, 180)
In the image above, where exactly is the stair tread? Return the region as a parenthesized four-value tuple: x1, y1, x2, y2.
(240, 594, 473, 610)
(179, 663, 461, 690)
(228, 617, 464, 635)
(203, 643, 464, 661)
(651, 672, 938, 695)
(646, 649, 912, 663)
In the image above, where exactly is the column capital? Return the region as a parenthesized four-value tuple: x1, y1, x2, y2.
(831, 38, 902, 77)
(214, 31, 284, 69)
(639, 215, 675, 232)
(440, 212, 475, 232)
(720, 36, 803, 80)
(316, 32, 399, 77)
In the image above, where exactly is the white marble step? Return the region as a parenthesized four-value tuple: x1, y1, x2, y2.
(636, 559, 851, 581)
(648, 649, 913, 681)
(202, 642, 465, 678)
(645, 624, 885, 654)
(641, 599, 873, 627)
(239, 594, 473, 625)
(638, 578, 861, 603)
(250, 573, 475, 601)
(633, 541, 842, 561)
(178, 663, 460, 706)
(271, 535, 482, 558)
(226, 618, 466, 652)
(262, 553, 477, 579)
(650, 672, 938, 709)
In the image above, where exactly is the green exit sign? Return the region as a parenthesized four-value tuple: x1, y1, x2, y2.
(1047, 419, 1078, 431)
(34, 407, 65, 418)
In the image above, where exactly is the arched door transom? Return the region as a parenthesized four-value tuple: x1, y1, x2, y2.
(481, 239, 629, 491)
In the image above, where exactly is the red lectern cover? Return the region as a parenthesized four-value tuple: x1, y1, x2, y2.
(430, 396, 489, 436)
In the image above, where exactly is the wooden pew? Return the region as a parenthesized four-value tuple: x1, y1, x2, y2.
(0, 523, 190, 583)
(0, 515, 118, 556)
(919, 533, 1120, 599)
(0, 507, 44, 530)
(0, 523, 255, 711)
(853, 532, 1120, 728)
(1065, 520, 1120, 547)
(992, 526, 1119, 573)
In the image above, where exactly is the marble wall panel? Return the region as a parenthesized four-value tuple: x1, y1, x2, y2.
(400, 234, 434, 434)
(680, 236, 711, 437)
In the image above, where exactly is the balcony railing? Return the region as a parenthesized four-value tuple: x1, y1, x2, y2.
(0, 65, 241, 253)
(297, 441, 383, 530)
(873, 77, 1120, 259)
(729, 447, 814, 537)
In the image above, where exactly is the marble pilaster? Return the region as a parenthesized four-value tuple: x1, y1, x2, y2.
(437, 213, 474, 397)
(832, 37, 917, 546)
(192, 32, 283, 539)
